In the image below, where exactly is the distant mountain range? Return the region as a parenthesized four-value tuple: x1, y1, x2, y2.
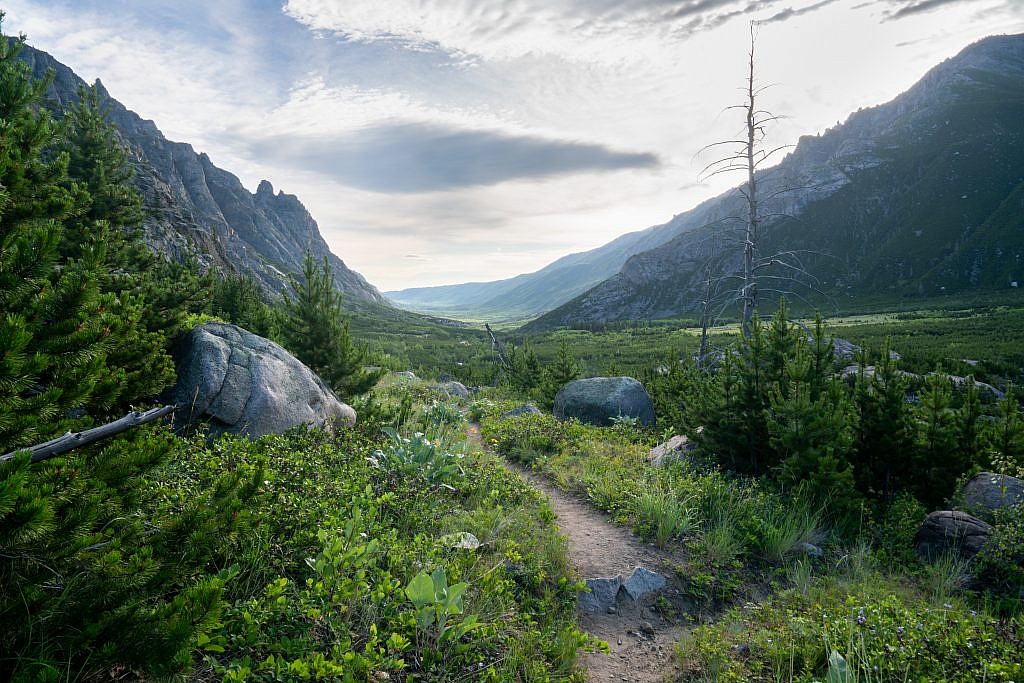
(18, 44, 385, 305)
(391, 34, 1024, 328)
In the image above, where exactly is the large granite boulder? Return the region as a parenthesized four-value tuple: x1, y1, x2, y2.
(553, 377, 655, 427)
(961, 472, 1024, 521)
(914, 510, 993, 561)
(174, 323, 355, 438)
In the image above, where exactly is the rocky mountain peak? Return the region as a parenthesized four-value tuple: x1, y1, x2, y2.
(18, 43, 385, 305)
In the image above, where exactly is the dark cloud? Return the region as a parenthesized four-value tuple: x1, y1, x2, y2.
(881, 0, 974, 20)
(756, 0, 841, 25)
(246, 122, 660, 193)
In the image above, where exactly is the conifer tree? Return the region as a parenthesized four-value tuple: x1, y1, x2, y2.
(0, 22, 248, 675)
(915, 371, 961, 505)
(213, 272, 278, 338)
(850, 342, 916, 500)
(506, 340, 542, 396)
(539, 339, 581, 409)
(281, 252, 383, 400)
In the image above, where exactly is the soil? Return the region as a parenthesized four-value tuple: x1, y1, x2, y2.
(467, 424, 693, 682)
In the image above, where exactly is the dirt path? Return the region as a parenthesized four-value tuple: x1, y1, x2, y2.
(467, 424, 689, 682)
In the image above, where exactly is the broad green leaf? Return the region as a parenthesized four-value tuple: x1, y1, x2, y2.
(406, 570, 435, 608)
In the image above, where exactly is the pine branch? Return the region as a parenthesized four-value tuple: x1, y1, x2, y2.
(0, 405, 175, 465)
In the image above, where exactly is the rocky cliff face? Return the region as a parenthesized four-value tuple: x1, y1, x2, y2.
(19, 44, 385, 304)
(529, 33, 1024, 329)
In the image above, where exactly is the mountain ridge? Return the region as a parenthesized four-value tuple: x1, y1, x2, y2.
(18, 43, 385, 305)
(528, 33, 1024, 329)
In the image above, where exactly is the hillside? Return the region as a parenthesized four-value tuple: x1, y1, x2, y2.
(17, 44, 385, 305)
(528, 33, 1024, 329)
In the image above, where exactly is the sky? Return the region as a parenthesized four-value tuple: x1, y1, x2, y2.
(5, 0, 1023, 291)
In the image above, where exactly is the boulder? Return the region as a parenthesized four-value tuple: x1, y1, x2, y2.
(553, 377, 655, 427)
(436, 380, 470, 400)
(501, 404, 543, 419)
(649, 433, 698, 466)
(961, 472, 1024, 522)
(394, 371, 417, 380)
(914, 510, 993, 561)
(174, 323, 355, 438)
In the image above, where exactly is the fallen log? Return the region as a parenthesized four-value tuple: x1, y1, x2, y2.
(0, 405, 175, 465)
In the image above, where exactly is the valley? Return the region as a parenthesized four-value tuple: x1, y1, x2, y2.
(1, 7, 1023, 683)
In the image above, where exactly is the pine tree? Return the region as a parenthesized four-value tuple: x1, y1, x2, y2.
(539, 339, 581, 409)
(506, 340, 542, 396)
(280, 252, 383, 400)
(0, 22, 247, 675)
(212, 272, 278, 338)
(766, 344, 858, 518)
(915, 370, 961, 506)
(850, 342, 916, 500)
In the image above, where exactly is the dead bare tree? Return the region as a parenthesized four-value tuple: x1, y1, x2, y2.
(698, 24, 793, 337)
(696, 23, 836, 341)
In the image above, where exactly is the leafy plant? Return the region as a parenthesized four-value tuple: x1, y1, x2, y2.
(369, 427, 466, 485)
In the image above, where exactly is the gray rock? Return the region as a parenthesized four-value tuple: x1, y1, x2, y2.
(800, 542, 825, 559)
(649, 434, 697, 466)
(914, 510, 993, 561)
(554, 377, 655, 427)
(394, 371, 417, 380)
(501, 404, 543, 419)
(579, 576, 622, 612)
(437, 380, 470, 400)
(621, 567, 667, 601)
(961, 472, 1024, 522)
(174, 323, 355, 438)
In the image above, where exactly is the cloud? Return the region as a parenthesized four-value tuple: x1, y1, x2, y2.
(281, 0, 777, 62)
(880, 0, 981, 20)
(756, 0, 842, 25)
(245, 122, 660, 193)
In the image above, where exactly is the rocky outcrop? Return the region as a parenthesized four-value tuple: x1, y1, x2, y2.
(528, 35, 1024, 329)
(960, 472, 1024, 522)
(554, 377, 655, 427)
(174, 323, 355, 438)
(18, 45, 384, 304)
(914, 510, 993, 561)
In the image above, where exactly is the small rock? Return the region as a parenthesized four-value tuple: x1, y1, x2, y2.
(578, 576, 622, 612)
(607, 606, 616, 614)
(500, 403, 543, 419)
(394, 371, 417, 380)
(622, 566, 667, 601)
(640, 621, 656, 636)
(648, 433, 698, 467)
(800, 542, 825, 559)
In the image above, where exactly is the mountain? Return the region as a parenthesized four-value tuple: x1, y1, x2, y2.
(526, 33, 1024, 329)
(18, 44, 385, 305)
(385, 219, 690, 321)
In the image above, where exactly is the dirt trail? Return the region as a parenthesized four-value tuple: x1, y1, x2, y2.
(467, 424, 689, 682)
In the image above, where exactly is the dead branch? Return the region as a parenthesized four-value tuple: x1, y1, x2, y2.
(0, 405, 175, 465)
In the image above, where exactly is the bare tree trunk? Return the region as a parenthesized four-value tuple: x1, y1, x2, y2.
(698, 266, 712, 367)
(484, 323, 510, 370)
(0, 405, 175, 465)
(741, 32, 759, 338)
